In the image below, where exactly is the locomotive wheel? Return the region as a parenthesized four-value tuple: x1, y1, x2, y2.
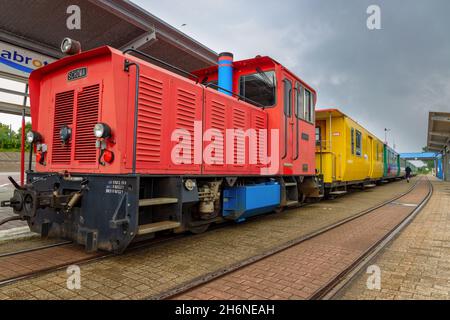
(189, 223, 210, 234)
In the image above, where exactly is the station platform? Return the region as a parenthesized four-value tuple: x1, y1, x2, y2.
(339, 177, 450, 300)
(0, 176, 447, 300)
(0, 173, 30, 241)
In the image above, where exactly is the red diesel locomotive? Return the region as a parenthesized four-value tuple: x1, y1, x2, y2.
(1, 39, 321, 252)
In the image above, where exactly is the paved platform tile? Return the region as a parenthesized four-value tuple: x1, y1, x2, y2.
(339, 179, 450, 300)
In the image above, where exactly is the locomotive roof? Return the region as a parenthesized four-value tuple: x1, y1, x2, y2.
(192, 56, 317, 95)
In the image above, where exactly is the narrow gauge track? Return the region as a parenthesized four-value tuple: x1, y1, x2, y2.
(0, 178, 416, 291)
(0, 243, 105, 286)
(317, 178, 433, 300)
(154, 177, 431, 300)
(0, 233, 187, 287)
(0, 240, 72, 259)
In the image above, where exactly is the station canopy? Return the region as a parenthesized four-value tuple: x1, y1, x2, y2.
(0, 0, 218, 116)
(400, 152, 439, 161)
(427, 111, 450, 153)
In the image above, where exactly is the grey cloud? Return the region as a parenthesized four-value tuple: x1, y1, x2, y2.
(136, 0, 450, 152)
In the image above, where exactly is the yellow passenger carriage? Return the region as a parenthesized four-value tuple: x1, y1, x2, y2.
(315, 109, 384, 194)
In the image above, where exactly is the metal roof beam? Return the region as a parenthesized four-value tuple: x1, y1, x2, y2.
(0, 30, 62, 59)
(156, 29, 217, 66)
(0, 101, 30, 116)
(0, 87, 29, 98)
(429, 140, 446, 146)
(429, 131, 450, 137)
(120, 30, 157, 51)
(431, 115, 450, 122)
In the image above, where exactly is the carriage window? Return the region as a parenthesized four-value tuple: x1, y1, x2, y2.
(351, 128, 355, 154)
(239, 70, 276, 107)
(283, 79, 292, 117)
(315, 127, 321, 146)
(355, 130, 362, 156)
(295, 83, 304, 119)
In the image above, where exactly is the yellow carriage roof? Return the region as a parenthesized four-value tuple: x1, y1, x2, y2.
(315, 108, 388, 147)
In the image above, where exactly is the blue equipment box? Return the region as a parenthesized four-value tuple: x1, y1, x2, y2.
(222, 182, 281, 222)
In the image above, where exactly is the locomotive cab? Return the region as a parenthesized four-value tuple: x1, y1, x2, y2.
(192, 56, 317, 177)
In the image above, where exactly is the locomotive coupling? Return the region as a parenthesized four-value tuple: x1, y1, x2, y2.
(0, 175, 86, 220)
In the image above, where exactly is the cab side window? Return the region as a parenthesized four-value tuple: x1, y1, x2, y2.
(355, 130, 362, 156)
(303, 89, 315, 123)
(283, 79, 292, 117)
(294, 83, 304, 119)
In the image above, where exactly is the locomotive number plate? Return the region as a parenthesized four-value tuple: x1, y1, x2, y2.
(67, 67, 87, 81)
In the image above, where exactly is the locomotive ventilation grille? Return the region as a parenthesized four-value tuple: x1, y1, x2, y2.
(74, 84, 100, 163)
(52, 90, 75, 164)
(136, 75, 163, 164)
(175, 88, 197, 164)
(51, 84, 100, 165)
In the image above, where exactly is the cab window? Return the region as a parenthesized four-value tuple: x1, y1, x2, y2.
(355, 130, 362, 156)
(283, 79, 292, 117)
(304, 89, 314, 123)
(295, 83, 304, 119)
(239, 70, 276, 107)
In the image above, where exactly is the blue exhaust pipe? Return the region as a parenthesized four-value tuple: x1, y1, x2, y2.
(218, 52, 233, 96)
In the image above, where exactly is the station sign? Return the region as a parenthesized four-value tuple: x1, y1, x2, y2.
(0, 41, 56, 80)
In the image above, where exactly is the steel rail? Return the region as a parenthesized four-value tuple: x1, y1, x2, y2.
(149, 178, 423, 300)
(316, 177, 433, 300)
(0, 231, 189, 288)
(0, 240, 73, 259)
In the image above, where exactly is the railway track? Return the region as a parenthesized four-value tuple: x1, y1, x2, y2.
(0, 178, 421, 295)
(318, 178, 433, 300)
(0, 240, 72, 259)
(154, 177, 431, 300)
(0, 231, 190, 287)
(0, 243, 106, 286)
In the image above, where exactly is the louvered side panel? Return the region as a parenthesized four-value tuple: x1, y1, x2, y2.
(175, 88, 196, 164)
(209, 99, 226, 165)
(136, 75, 163, 164)
(74, 84, 100, 163)
(232, 108, 247, 166)
(252, 112, 267, 168)
(52, 90, 74, 164)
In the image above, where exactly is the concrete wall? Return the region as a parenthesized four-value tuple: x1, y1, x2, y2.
(0, 152, 35, 172)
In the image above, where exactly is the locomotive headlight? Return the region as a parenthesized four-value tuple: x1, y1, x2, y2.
(61, 37, 81, 55)
(26, 131, 42, 144)
(59, 126, 72, 143)
(94, 123, 111, 139)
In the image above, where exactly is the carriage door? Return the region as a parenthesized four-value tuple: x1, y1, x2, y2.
(282, 78, 294, 170)
(368, 136, 374, 177)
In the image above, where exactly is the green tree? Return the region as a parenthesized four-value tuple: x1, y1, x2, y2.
(0, 122, 32, 151)
(421, 146, 436, 169)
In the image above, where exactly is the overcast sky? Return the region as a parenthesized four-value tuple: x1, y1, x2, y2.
(1, 0, 449, 154)
(132, 0, 450, 153)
